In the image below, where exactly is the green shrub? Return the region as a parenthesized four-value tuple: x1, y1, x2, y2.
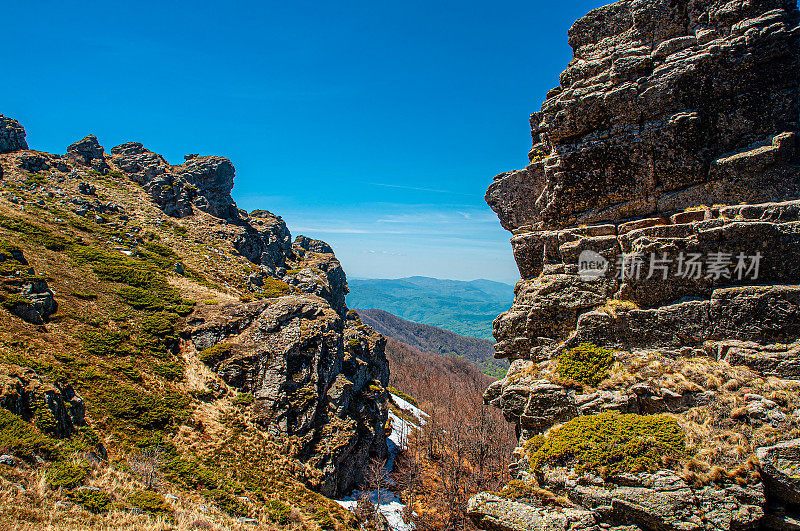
(199, 343, 231, 366)
(81, 329, 129, 357)
(105, 386, 189, 429)
(556, 343, 614, 386)
(164, 457, 221, 490)
(314, 507, 336, 530)
(260, 277, 291, 298)
(153, 361, 184, 381)
(68, 218, 96, 233)
(113, 360, 142, 381)
(128, 489, 169, 515)
(0, 215, 75, 251)
(0, 408, 58, 459)
(528, 411, 686, 478)
(47, 461, 88, 489)
(498, 479, 541, 500)
(234, 393, 254, 406)
(69, 488, 110, 513)
(204, 488, 247, 516)
(264, 499, 291, 524)
(138, 242, 179, 270)
(117, 286, 164, 311)
(141, 312, 178, 337)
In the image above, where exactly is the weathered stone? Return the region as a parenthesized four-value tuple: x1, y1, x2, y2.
(486, 0, 800, 232)
(187, 294, 388, 498)
(0, 366, 84, 439)
(176, 156, 238, 219)
(476, 1, 800, 529)
(0, 114, 27, 153)
(66, 135, 108, 173)
(468, 492, 599, 531)
(757, 439, 800, 505)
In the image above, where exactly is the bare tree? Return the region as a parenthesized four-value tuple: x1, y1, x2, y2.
(127, 446, 164, 489)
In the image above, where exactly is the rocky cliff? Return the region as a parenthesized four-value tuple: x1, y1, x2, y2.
(472, 1, 800, 530)
(0, 115, 388, 527)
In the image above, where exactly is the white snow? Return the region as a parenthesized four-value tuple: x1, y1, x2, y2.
(390, 394, 429, 425)
(335, 490, 412, 531)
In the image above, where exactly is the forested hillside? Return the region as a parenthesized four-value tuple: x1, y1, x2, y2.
(358, 309, 507, 378)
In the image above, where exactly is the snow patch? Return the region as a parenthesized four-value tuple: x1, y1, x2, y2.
(390, 394, 429, 425)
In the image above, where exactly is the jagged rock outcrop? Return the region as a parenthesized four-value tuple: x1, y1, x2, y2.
(66, 134, 109, 174)
(473, 1, 800, 530)
(0, 243, 57, 324)
(486, 0, 800, 233)
(0, 365, 84, 439)
(0, 114, 27, 154)
(187, 286, 388, 498)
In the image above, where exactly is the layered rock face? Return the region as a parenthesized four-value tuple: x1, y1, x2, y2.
(487, 0, 800, 233)
(184, 229, 388, 498)
(473, 1, 800, 530)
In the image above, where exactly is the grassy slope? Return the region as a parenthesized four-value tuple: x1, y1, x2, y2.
(0, 153, 356, 530)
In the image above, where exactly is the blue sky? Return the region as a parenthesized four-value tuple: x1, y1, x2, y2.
(2, 0, 607, 283)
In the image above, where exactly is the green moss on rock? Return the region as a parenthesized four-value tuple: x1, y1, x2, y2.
(199, 343, 232, 366)
(528, 411, 685, 478)
(556, 343, 614, 386)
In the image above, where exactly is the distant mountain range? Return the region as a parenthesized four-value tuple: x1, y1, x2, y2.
(347, 276, 515, 339)
(357, 308, 508, 378)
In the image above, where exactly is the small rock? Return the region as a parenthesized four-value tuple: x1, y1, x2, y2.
(0, 455, 16, 466)
(78, 182, 96, 196)
(237, 517, 258, 525)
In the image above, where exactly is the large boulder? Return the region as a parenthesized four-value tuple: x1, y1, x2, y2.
(474, 1, 800, 529)
(0, 114, 27, 154)
(66, 134, 109, 173)
(486, 0, 800, 232)
(757, 439, 800, 505)
(176, 155, 238, 219)
(0, 365, 85, 439)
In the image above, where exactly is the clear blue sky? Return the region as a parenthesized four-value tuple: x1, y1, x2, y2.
(2, 0, 606, 284)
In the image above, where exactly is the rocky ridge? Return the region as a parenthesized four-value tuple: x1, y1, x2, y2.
(0, 113, 389, 526)
(472, 1, 800, 530)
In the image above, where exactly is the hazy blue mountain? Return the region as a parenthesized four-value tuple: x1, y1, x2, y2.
(357, 309, 508, 378)
(347, 276, 515, 339)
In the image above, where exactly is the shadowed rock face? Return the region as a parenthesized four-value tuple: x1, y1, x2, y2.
(0, 114, 27, 154)
(475, 1, 800, 530)
(187, 297, 389, 498)
(487, 0, 800, 233)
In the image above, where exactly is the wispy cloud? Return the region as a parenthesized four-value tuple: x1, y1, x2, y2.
(367, 181, 474, 197)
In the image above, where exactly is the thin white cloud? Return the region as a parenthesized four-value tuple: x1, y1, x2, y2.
(367, 182, 474, 197)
